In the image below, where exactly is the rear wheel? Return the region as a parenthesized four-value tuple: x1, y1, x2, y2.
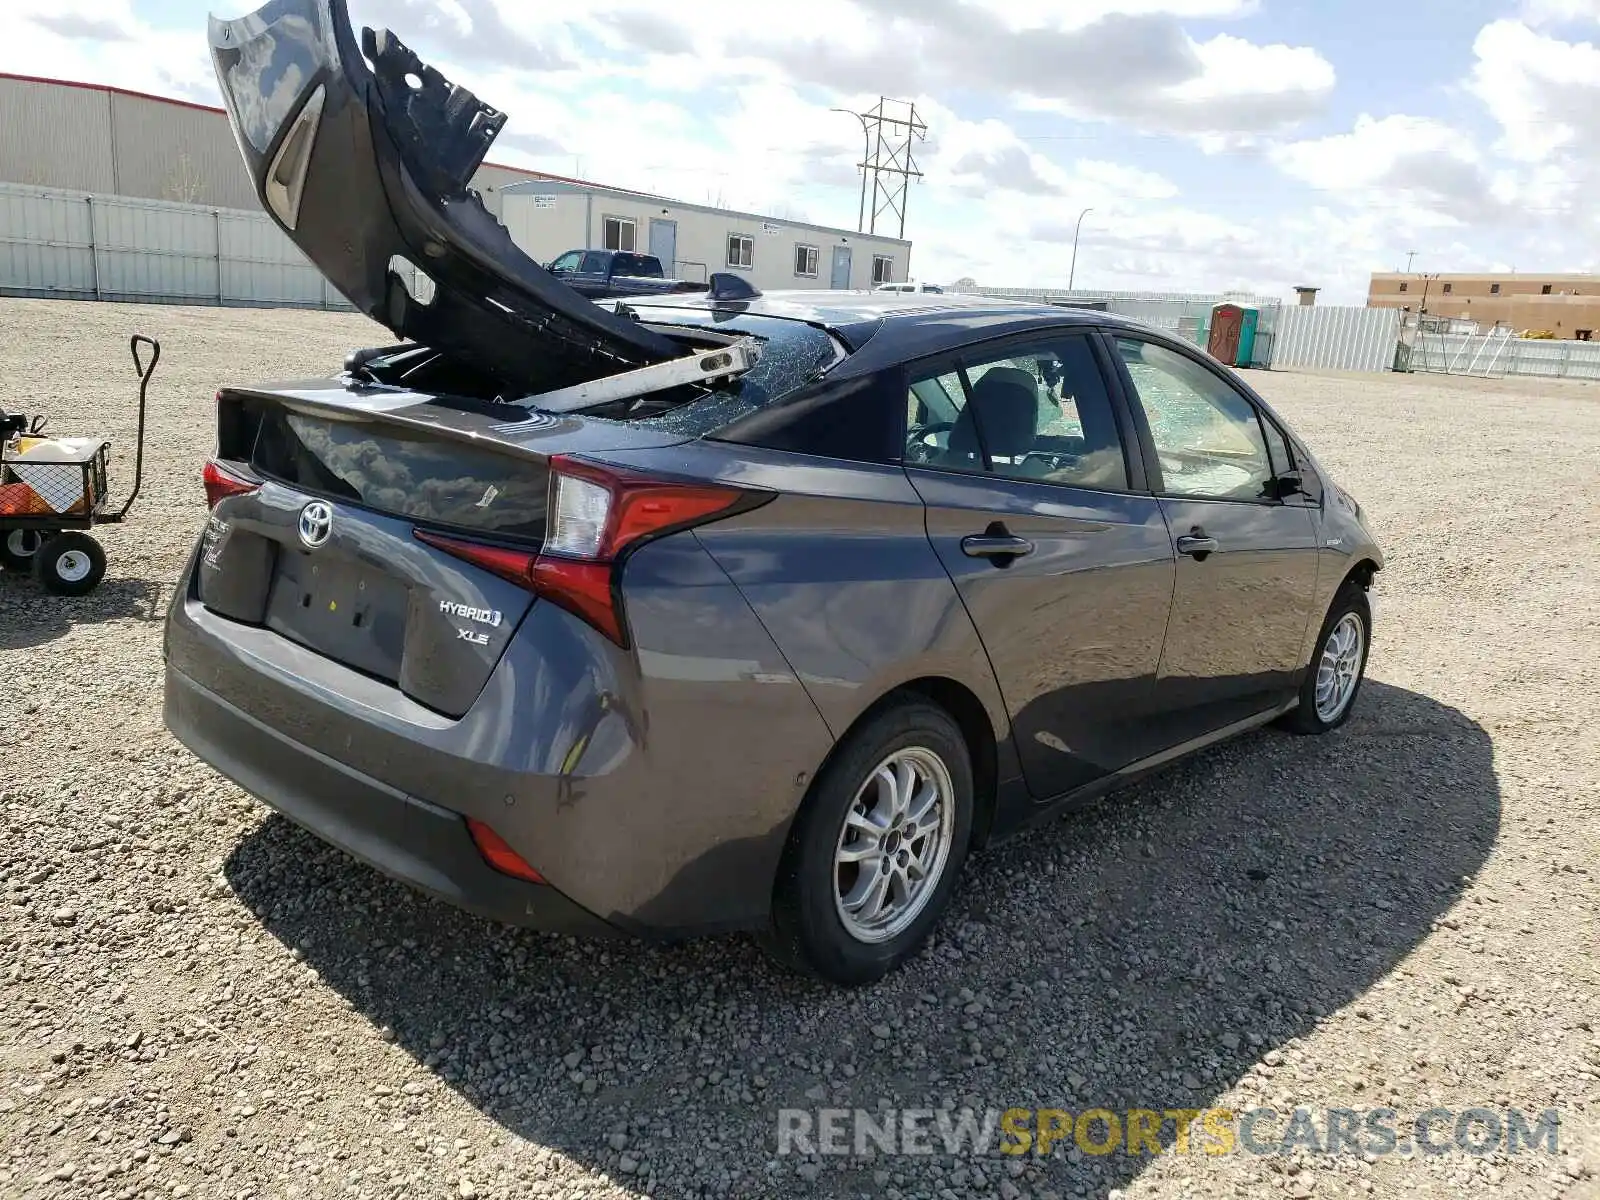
(1278, 581, 1371, 735)
(1, 529, 42, 571)
(33, 532, 106, 596)
(766, 699, 973, 986)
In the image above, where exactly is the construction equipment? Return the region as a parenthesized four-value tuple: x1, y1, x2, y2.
(0, 335, 159, 595)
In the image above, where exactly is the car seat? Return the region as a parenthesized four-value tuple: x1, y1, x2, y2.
(944, 367, 1040, 469)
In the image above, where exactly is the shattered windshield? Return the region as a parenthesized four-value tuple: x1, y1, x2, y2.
(581, 311, 842, 437)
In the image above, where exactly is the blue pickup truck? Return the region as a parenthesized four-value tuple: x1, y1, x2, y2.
(545, 249, 709, 300)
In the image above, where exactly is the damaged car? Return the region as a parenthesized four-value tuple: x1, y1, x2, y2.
(165, 0, 1384, 986)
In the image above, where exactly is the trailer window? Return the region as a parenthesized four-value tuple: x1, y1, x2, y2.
(603, 216, 636, 252)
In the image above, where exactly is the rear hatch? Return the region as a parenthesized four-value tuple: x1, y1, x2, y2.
(207, 0, 678, 392)
(198, 382, 687, 717)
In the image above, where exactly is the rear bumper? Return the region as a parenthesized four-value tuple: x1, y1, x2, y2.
(165, 665, 616, 936)
(161, 531, 834, 938)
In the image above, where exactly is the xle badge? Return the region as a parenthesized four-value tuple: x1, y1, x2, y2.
(458, 628, 489, 645)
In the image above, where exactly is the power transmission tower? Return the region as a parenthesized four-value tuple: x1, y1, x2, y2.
(854, 98, 927, 240)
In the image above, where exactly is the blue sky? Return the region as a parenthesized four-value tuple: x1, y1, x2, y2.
(10, 0, 1600, 301)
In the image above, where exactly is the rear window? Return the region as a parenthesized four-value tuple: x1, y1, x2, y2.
(586, 312, 842, 438)
(251, 407, 548, 540)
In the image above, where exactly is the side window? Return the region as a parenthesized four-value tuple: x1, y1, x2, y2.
(1115, 337, 1273, 501)
(1260, 413, 1293, 477)
(906, 336, 1129, 491)
(905, 370, 967, 455)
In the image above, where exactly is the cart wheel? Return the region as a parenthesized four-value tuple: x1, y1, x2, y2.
(1, 529, 42, 571)
(33, 532, 106, 596)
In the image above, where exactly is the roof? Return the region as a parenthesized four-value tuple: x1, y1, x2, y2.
(623, 289, 1145, 380)
(501, 178, 911, 247)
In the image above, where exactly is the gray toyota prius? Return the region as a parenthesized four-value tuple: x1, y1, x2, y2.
(166, 0, 1384, 985)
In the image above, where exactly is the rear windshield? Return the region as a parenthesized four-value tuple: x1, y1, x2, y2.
(252, 407, 548, 539)
(592, 312, 840, 438)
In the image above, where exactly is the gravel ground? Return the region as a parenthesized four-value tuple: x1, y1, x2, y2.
(1, 297, 1598, 1200)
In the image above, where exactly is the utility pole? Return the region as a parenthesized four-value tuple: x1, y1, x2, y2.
(829, 108, 871, 234)
(1068, 207, 1093, 291)
(846, 97, 926, 240)
(1405, 250, 1418, 273)
(1419, 272, 1439, 317)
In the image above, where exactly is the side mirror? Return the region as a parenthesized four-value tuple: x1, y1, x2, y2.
(1272, 471, 1305, 499)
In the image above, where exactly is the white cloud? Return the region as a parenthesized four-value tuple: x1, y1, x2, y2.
(1519, 0, 1600, 24)
(1470, 19, 1600, 162)
(1272, 114, 1482, 195)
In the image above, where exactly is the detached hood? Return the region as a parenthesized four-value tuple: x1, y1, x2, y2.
(208, 0, 678, 390)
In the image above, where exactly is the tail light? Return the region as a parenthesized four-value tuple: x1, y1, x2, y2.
(203, 459, 260, 508)
(465, 818, 546, 884)
(415, 455, 758, 646)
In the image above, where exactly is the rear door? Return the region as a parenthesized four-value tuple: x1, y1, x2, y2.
(1105, 333, 1320, 743)
(905, 331, 1177, 800)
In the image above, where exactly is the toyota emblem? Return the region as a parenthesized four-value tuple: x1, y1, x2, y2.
(298, 500, 333, 549)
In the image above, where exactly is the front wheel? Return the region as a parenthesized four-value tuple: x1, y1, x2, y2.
(1278, 582, 1371, 735)
(1, 528, 43, 571)
(766, 699, 973, 986)
(33, 532, 106, 596)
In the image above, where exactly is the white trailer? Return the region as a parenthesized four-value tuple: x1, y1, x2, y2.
(499, 180, 912, 293)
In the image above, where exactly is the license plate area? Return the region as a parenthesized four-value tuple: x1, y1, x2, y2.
(264, 551, 409, 683)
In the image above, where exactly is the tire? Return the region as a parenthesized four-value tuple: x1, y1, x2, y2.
(765, 699, 974, 986)
(32, 532, 106, 596)
(1, 528, 43, 572)
(1278, 580, 1371, 735)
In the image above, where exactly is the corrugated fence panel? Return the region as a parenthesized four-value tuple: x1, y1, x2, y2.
(1273, 306, 1400, 373)
(0, 185, 95, 298)
(217, 211, 325, 306)
(0, 182, 362, 310)
(91, 195, 219, 302)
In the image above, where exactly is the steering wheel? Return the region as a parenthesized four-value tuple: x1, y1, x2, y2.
(906, 421, 955, 463)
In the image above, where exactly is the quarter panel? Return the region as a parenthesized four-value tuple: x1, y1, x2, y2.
(604, 443, 1016, 779)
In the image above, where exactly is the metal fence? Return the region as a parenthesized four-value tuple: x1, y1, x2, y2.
(1408, 329, 1600, 380)
(0, 181, 377, 310)
(1271, 305, 1401, 374)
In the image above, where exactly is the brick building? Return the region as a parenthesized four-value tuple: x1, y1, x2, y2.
(1368, 272, 1600, 340)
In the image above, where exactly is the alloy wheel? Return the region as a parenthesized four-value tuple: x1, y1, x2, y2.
(833, 747, 955, 944)
(1314, 611, 1365, 723)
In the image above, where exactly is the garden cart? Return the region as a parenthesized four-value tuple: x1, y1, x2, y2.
(0, 335, 159, 595)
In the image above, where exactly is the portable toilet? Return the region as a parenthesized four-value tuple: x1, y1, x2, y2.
(1207, 302, 1258, 367)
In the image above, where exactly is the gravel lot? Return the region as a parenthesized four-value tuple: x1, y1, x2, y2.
(1, 297, 1598, 1200)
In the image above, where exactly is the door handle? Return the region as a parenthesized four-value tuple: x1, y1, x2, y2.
(1176, 533, 1218, 559)
(962, 534, 1035, 560)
